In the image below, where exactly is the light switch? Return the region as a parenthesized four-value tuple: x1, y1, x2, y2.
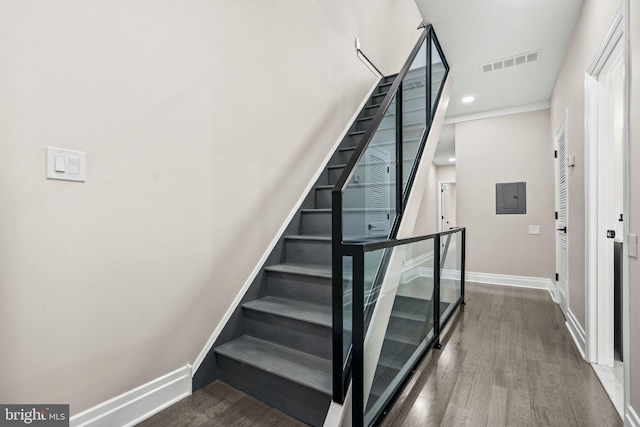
(630, 234, 638, 258)
(529, 225, 540, 235)
(69, 157, 80, 174)
(47, 147, 86, 182)
(54, 155, 66, 172)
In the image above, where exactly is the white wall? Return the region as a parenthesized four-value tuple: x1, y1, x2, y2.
(455, 110, 555, 279)
(551, 0, 640, 415)
(437, 164, 456, 183)
(550, 0, 622, 331)
(414, 163, 440, 234)
(0, 0, 422, 415)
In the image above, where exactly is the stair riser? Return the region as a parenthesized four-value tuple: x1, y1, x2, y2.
(356, 118, 374, 132)
(244, 310, 331, 359)
(379, 339, 420, 370)
(377, 84, 392, 95)
(368, 364, 401, 407)
(301, 211, 331, 236)
(284, 239, 331, 266)
(328, 167, 344, 185)
(363, 105, 380, 118)
(372, 92, 388, 105)
(327, 148, 356, 166)
(346, 133, 363, 148)
(388, 316, 428, 340)
(266, 271, 331, 306)
(315, 188, 331, 209)
(339, 148, 356, 163)
(216, 356, 330, 427)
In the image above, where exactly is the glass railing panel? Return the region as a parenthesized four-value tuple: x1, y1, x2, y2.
(362, 238, 437, 425)
(402, 39, 428, 191)
(343, 256, 353, 364)
(430, 38, 446, 115)
(439, 231, 463, 325)
(342, 95, 398, 242)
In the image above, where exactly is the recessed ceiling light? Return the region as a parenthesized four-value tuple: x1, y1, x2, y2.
(462, 96, 474, 103)
(449, 157, 456, 162)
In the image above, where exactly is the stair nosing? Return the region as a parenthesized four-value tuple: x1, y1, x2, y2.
(284, 235, 331, 242)
(300, 208, 331, 213)
(327, 164, 346, 170)
(264, 263, 332, 279)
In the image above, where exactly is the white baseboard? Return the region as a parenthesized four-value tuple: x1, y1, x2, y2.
(466, 271, 554, 296)
(547, 279, 558, 303)
(70, 365, 191, 427)
(627, 405, 640, 427)
(565, 309, 586, 359)
(191, 79, 381, 375)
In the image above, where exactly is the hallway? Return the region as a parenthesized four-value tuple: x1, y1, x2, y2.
(382, 282, 622, 426)
(140, 282, 621, 426)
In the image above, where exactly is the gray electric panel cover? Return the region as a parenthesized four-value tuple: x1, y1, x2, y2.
(496, 182, 526, 214)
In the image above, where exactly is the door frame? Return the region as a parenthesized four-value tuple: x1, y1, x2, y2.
(438, 180, 456, 232)
(584, 5, 627, 370)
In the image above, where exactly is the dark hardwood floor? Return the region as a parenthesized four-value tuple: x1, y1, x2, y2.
(136, 380, 304, 427)
(381, 282, 622, 427)
(138, 282, 621, 426)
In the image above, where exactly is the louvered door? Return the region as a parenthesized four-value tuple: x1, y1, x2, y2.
(555, 121, 568, 313)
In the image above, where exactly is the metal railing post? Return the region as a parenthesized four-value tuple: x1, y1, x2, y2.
(433, 234, 441, 349)
(352, 249, 365, 427)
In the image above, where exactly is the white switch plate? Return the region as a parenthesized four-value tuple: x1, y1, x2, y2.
(529, 225, 540, 235)
(47, 147, 86, 182)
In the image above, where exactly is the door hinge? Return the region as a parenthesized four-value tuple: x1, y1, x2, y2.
(554, 150, 558, 158)
(555, 273, 559, 281)
(555, 211, 558, 220)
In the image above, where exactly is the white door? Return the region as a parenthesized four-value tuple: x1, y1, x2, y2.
(440, 182, 456, 231)
(365, 147, 391, 238)
(555, 117, 569, 314)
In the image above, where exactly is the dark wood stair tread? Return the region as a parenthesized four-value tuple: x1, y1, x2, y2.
(215, 336, 332, 395)
(243, 296, 331, 327)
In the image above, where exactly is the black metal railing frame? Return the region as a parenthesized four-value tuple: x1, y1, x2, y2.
(348, 227, 466, 426)
(331, 25, 450, 405)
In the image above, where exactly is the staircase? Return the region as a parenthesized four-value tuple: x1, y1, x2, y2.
(196, 75, 397, 427)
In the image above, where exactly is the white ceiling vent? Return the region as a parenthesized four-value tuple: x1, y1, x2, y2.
(481, 50, 541, 73)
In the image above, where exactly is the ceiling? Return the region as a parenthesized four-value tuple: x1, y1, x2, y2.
(420, 0, 584, 165)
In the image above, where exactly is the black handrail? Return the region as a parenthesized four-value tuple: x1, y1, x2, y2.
(331, 28, 428, 193)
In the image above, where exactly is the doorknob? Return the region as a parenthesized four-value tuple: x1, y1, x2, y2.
(557, 227, 567, 233)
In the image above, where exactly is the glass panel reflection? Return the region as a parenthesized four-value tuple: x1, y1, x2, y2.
(430, 39, 446, 115)
(402, 39, 427, 191)
(362, 238, 437, 424)
(439, 231, 462, 324)
(343, 96, 397, 242)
